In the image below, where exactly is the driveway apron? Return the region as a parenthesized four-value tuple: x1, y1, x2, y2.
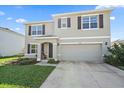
(41, 62, 124, 88)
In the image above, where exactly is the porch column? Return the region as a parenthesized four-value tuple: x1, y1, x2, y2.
(53, 43, 57, 61)
(37, 43, 41, 61)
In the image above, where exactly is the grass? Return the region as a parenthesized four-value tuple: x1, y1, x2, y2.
(0, 56, 19, 65)
(0, 65, 55, 88)
(118, 66, 124, 70)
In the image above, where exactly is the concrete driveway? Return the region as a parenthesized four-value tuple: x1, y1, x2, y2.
(41, 62, 124, 88)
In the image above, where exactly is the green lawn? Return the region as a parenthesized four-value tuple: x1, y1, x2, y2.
(0, 65, 55, 88)
(0, 56, 19, 65)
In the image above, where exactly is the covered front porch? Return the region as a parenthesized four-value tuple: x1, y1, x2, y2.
(35, 37, 58, 61)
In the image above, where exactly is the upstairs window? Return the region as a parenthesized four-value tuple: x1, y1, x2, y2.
(31, 26, 36, 35)
(61, 18, 67, 28)
(82, 16, 89, 29)
(82, 15, 98, 30)
(90, 16, 98, 28)
(37, 26, 42, 35)
(31, 25, 42, 36)
(58, 17, 71, 28)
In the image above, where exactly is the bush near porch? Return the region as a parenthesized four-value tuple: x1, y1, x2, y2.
(47, 58, 60, 64)
(13, 58, 38, 65)
(104, 43, 124, 70)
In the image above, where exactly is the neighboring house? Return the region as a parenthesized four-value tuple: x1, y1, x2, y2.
(0, 27, 25, 57)
(112, 39, 124, 45)
(25, 9, 112, 63)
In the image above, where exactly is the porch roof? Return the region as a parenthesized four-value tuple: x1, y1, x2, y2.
(33, 36, 59, 40)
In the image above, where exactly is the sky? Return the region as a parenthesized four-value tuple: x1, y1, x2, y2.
(0, 5, 123, 41)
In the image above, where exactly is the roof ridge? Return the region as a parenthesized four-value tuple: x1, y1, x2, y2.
(0, 27, 24, 37)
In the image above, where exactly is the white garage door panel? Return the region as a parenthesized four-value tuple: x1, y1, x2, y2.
(61, 44, 102, 63)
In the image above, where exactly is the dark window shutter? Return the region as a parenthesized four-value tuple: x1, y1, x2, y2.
(41, 44, 44, 52)
(99, 14, 104, 28)
(42, 25, 45, 35)
(67, 18, 71, 27)
(49, 43, 53, 58)
(28, 26, 31, 35)
(27, 44, 30, 54)
(41, 44, 44, 59)
(77, 16, 81, 29)
(58, 18, 61, 28)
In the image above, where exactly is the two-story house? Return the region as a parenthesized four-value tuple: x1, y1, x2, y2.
(24, 9, 112, 63)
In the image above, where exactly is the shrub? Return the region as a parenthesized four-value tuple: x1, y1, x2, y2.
(47, 58, 59, 64)
(18, 58, 38, 65)
(10, 58, 38, 65)
(104, 43, 124, 66)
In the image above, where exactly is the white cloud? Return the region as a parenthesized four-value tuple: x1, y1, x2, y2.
(6, 17, 13, 20)
(15, 28, 20, 31)
(110, 16, 115, 20)
(16, 18, 27, 23)
(95, 5, 124, 9)
(10, 28, 14, 31)
(0, 11, 5, 16)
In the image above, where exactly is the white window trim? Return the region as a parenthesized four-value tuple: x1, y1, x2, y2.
(31, 24, 43, 36)
(31, 34, 43, 37)
(60, 17, 70, 29)
(81, 14, 99, 30)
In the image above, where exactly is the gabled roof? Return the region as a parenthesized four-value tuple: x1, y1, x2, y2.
(0, 27, 24, 37)
(24, 20, 53, 25)
(52, 8, 113, 17)
(24, 8, 113, 25)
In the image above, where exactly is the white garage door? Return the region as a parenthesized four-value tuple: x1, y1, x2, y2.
(60, 44, 102, 63)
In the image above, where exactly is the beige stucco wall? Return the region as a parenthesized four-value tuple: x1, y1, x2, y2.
(24, 9, 112, 62)
(25, 21, 54, 56)
(53, 10, 111, 38)
(53, 10, 111, 62)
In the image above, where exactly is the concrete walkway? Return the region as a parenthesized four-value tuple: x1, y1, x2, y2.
(41, 62, 124, 88)
(35, 62, 57, 66)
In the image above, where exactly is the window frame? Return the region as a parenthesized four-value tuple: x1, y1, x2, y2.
(30, 44, 37, 54)
(60, 17, 70, 29)
(82, 16, 90, 29)
(81, 14, 99, 30)
(31, 24, 43, 36)
(90, 16, 98, 29)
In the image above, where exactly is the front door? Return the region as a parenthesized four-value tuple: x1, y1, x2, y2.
(44, 43, 49, 59)
(41, 43, 53, 60)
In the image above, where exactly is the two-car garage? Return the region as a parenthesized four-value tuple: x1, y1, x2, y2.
(60, 43, 103, 63)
